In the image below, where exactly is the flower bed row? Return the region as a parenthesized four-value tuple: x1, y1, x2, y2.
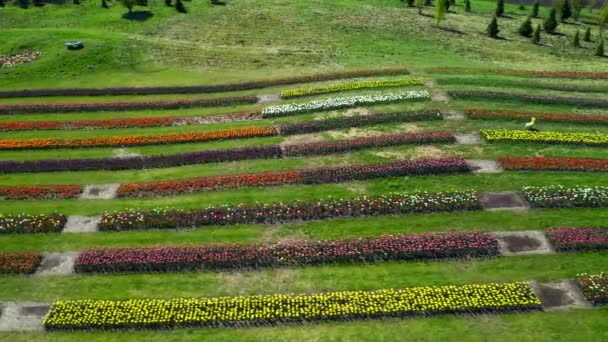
(0, 127, 279, 150)
(74, 231, 499, 274)
(576, 273, 608, 306)
(427, 67, 608, 79)
(43, 282, 541, 331)
(0, 96, 258, 115)
(0, 130, 452, 174)
(0, 213, 67, 234)
(115, 158, 470, 198)
(481, 130, 608, 147)
(545, 227, 608, 252)
(0, 51, 42, 69)
(0, 184, 82, 200)
(0, 111, 263, 131)
(523, 186, 608, 208)
(464, 108, 608, 125)
(280, 78, 424, 98)
(448, 91, 608, 109)
(99, 190, 480, 231)
(262, 91, 430, 117)
(0, 252, 42, 275)
(498, 156, 608, 172)
(0, 67, 409, 98)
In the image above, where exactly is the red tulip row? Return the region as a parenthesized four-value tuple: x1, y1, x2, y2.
(74, 231, 498, 274)
(545, 227, 608, 252)
(499, 156, 608, 172)
(116, 158, 470, 198)
(464, 108, 608, 125)
(0, 252, 42, 274)
(427, 67, 608, 79)
(0, 111, 263, 131)
(0, 184, 82, 200)
(0, 95, 258, 115)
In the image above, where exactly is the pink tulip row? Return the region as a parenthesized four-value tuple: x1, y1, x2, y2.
(545, 227, 608, 252)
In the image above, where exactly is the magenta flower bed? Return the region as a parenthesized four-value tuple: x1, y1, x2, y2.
(74, 231, 499, 273)
(545, 227, 608, 252)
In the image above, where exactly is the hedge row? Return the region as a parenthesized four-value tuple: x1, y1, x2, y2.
(449, 91, 608, 109)
(74, 231, 498, 274)
(545, 227, 608, 252)
(0, 96, 258, 115)
(98, 190, 481, 231)
(427, 67, 608, 79)
(115, 158, 470, 198)
(498, 156, 608, 172)
(0, 213, 67, 234)
(0, 67, 409, 98)
(0, 252, 42, 275)
(523, 186, 608, 208)
(464, 108, 608, 125)
(481, 129, 608, 147)
(43, 282, 541, 330)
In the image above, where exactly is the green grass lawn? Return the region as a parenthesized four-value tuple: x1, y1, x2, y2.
(1, 0, 607, 340)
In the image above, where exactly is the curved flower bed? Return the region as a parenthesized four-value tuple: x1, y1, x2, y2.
(0, 127, 279, 150)
(283, 131, 454, 157)
(0, 252, 42, 275)
(115, 158, 470, 198)
(499, 156, 608, 172)
(0, 184, 82, 200)
(280, 78, 424, 98)
(523, 186, 608, 208)
(464, 108, 608, 125)
(481, 130, 608, 146)
(74, 231, 498, 274)
(545, 227, 608, 252)
(98, 190, 480, 231)
(0, 96, 258, 115)
(427, 67, 608, 79)
(43, 282, 541, 331)
(449, 91, 608, 108)
(0, 67, 409, 98)
(0, 111, 263, 131)
(0, 213, 67, 234)
(261, 91, 430, 118)
(576, 273, 608, 306)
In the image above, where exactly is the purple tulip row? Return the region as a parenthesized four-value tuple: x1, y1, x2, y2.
(74, 231, 499, 274)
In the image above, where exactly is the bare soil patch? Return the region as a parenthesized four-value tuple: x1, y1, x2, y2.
(494, 230, 554, 256)
(532, 280, 592, 310)
(0, 302, 49, 331)
(479, 191, 529, 211)
(63, 215, 100, 233)
(79, 184, 119, 200)
(328, 128, 384, 139)
(279, 133, 325, 147)
(466, 159, 503, 173)
(36, 252, 79, 276)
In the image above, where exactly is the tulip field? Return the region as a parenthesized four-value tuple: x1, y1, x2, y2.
(2, 0, 608, 340)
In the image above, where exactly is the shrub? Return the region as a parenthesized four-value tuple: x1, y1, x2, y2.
(175, 0, 186, 13)
(544, 8, 559, 33)
(0, 213, 67, 234)
(531, 1, 539, 18)
(523, 185, 608, 208)
(545, 227, 608, 252)
(0, 252, 42, 275)
(465, 0, 471, 12)
(576, 273, 608, 305)
(519, 17, 534, 38)
(596, 39, 605, 57)
(532, 24, 542, 44)
(495, 0, 504, 17)
(487, 17, 500, 38)
(560, 0, 572, 22)
(43, 282, 541, 330)
(573, 30, 581, 47)
(584, 27, 592, 42)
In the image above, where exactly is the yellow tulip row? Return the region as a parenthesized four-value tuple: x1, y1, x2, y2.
(481, 129, 608, 146)
(44, 282, 541, 330)
(280, 78, 425, 98)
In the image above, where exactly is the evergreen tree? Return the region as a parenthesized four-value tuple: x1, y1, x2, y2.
(487, 16, 500, 38)
(495, 0, 504, 17)
(584, 27, 592, 42)
(531, 1, 539, 18)
(465, 0, 471, 12)
(573, 30, 581, 47)
(518, 16, 534, 37)
(532, 24, 542, 44)
(544, 8, 559, 33)
(596, 39, 605, 56)
(560, 0, 572, 22)
(102, 0, 109, 7)
(176, 0, 187, 13)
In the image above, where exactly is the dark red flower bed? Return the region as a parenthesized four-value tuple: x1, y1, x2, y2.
(576, 273, 608, 306)
(0, 213, 67, 234)
(545, 227, 608, 252)
(449, 91, 608, 108)
(0, 252, 43, 274)
(74, 231, 498, 273)
(283, 131, 454, 157)
(0, 68, 409, 98)
(427, 67, 608, 79)
(0, 111, 262, 131)
(0, 96, 258, 115)
(0, 184, 82, 200)
(464, 108, 608, 125)
(499, 156, 608, 172)
(98, 190, 481, 231)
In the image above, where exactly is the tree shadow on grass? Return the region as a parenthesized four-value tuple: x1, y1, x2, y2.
(122, 11, 154, 21)
(439, 26, 467, 35)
